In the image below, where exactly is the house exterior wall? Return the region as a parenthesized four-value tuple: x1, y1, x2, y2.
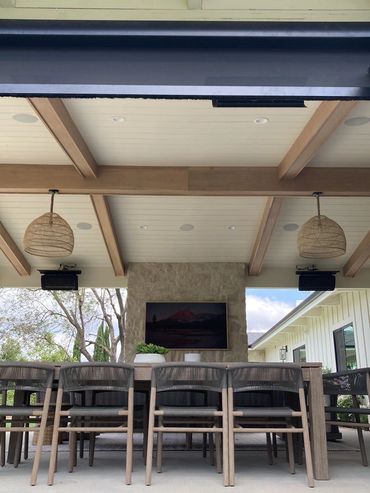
(262, 290, 370, 371)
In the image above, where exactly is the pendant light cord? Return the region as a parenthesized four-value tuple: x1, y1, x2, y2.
(314, 192, 322, 226)
(49, 189, 59, 226)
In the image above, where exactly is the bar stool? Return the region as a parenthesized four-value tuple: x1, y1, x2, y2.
(0, 362, 54, 485)
(145, 363, 229, 486)
(48, 362, 134, 485)
(228, 363, 314, 488)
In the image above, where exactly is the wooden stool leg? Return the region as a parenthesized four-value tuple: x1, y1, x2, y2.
(0, 415, 5, 467)
(215, 424, 222, 473)
(69, 432, 77, 472)
(31, 388, 52, 486)
(228, 387, 235, 487)
(299, 389, 314, 488)
(209, 432, 215, 466)
(272, 433, 278, 458)
(126, 387, 134, 485)
(88, 433, 96, 467)
(14, 428, 23, 468)
(145, 387, 156, 486)
(202, 433, 207, 458)
(24, 424, 29, 461)
(48, 388, 63, 486)
(156, 416, 163, 473)
(266, 433, 273, 465)
(287, 432, 295, 474)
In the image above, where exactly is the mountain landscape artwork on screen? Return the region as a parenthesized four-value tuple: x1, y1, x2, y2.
(145, 302, 228, 349)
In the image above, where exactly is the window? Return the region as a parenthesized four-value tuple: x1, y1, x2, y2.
(334, 324, 357, 371)
(293, 345, 306, 363)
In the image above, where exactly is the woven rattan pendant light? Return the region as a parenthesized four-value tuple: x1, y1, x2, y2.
(297, 192, 346, 259)
(23, 190, 74, 257)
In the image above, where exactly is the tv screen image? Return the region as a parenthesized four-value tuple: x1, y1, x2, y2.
(145, 302, 228, 349)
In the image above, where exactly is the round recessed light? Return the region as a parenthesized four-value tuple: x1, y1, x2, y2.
(253, 117, 269, 125)
(139, 225, 148, 230)
(283, 223, 299, 232)
(180, 224, 194, 231)
(344, 116, 370, 126)
(112, 116, 126, 123)
(228, 225, 236, 231)
(77, 222, 92, 230)
(12, 113, 38, 124)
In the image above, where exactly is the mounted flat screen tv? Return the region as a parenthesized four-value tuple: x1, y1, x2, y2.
(145, 302, 228, 349)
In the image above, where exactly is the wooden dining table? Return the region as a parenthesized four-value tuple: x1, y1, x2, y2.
(8, 361, 329, 481)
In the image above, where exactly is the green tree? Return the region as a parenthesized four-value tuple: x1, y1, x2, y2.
(93, 322, 110, 362)
(72, 334, 81, 362)
(0, 336, 23, 361)
(27, 331, 70, 362)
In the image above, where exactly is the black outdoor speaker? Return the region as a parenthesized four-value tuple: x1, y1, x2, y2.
(297, 270, 337, 291)
(39, 270, 81, 291)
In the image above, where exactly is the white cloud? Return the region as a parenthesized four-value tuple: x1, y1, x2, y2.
(246, 295, 295, 333)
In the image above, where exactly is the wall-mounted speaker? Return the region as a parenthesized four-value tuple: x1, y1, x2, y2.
(296, 270, 337, 291)
(39, 270, 81, 291)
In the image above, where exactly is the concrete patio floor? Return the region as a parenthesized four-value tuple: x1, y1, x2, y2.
(1, 429, 369, 493)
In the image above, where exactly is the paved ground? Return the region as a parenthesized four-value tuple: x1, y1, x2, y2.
(1, 429, 369, 492)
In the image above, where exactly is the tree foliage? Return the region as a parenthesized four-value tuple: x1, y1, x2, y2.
(0, 288, 127, 362)
(93, 322, 110, 362)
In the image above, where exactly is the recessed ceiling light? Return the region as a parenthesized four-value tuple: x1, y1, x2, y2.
(344, 116, 370, 126)
(139, 225, 148, 230)
(283, 223, 299, 232)
(12, 113, 38, 123)
(228, 225, 236, 231)
(180, 224, 194, 231)
(77, 222, 92, 230)
(112, 116, 126, 123)
(253, 117, 269, 125)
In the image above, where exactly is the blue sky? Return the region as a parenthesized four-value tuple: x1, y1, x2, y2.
(246, 288, 312, 333)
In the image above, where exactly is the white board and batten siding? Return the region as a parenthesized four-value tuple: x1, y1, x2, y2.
(254, 290, 370, 372)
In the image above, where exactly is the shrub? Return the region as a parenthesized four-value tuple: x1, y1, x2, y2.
(136, 343, 168, 355)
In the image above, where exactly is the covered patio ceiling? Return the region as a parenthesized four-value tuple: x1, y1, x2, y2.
(0, 96, 370, 288)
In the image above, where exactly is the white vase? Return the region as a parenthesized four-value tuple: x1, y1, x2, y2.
(134, 353, 166, 363)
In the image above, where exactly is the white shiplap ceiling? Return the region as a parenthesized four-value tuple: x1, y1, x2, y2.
(0, 97, 72, 165)
(64, 98, 321, 167)
(312, 101, 370, 168)
(109, 195, 266, 262)
(0, 96, 370, 280)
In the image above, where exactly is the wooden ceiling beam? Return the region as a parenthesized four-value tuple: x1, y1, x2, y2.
(278, 101, 357, 180)
(0, 221, 31, 276)
(343, 231, 370, 278)
(248, 197, 284, 276)
(28, 98, 98, 178)
(90, 195, 125, 277)
(1, 164, 370, 196)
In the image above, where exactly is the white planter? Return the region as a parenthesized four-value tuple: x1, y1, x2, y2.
(184, 353, 201, 362)
(134, 353, 166, 363)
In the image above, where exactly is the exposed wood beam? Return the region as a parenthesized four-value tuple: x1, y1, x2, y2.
(278, 100, 357, 179)
(28, 98, 98, 178)
(1, 164, 370, 196)
(250, 101, 357, 276)
(248, 197, 284, 276)
(343, 231, 370, 278)
(0, 221, 31, 276)
(90, 195, 125, 277)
